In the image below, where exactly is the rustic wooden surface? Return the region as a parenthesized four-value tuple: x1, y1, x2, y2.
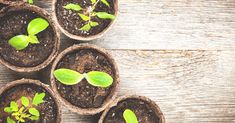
(0, 0, 235, 123)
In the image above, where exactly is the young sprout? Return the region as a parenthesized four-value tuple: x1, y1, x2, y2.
(53, 68, 113, 87)
(63, 0, 115, 31)
(4, 93, 46, 123)
(8, 18, 49, 51)
(28, 0, 33, 4)
(123, 109, 138, 123)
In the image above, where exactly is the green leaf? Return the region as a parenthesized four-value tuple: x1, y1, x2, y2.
(101, 0, 110, 7)
(63, 3, 82, 11)
(10, 101, 18, 112)
(27, 18, 49, 35)
(21, 96, 29, 107)
(85, 71, 113, 87)
(4, 107, 12, 113)
(91, 0, 96, 4)
(123, 109, 138, 123)
(29, 108, 40, 117)
(79, 24, 91, 31)
(54, 68, 84, 85)
(7, 117, 16, 123)
(96, 12, 115, 20)
(28, 0, 33, 4)
(30, 116, 39, 121)
(32, 93, 45, 106)
(28, 35, 39, 44)
(78, 13, 90, 21)
(8, 35, 29, 50)
(90, 21, 99, 27)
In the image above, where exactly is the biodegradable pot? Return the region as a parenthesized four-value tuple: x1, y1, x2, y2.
(0, 3, 60, 72)
(52, 0, 118, 41)
(99, 95, 165, 123)
(50, 44, 119, 115)
(0, 79, 61, 123)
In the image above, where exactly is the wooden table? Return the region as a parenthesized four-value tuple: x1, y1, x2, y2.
(1, 0, 235, 122)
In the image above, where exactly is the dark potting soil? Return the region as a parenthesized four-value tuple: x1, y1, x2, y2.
(55, 0, 115, 37)
(0, 84, 58, 123)
(0, 9, 55, 67)
(55, 49, 115, 108)
(103, 98, 160, 123)
(0, 4, 7, 10)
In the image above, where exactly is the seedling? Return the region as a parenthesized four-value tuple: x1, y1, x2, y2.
(28, 0, 33, 4)
(4, 93, 46, 123)
(63, 0, 115, 31)
(53, 68, 113, 87)
(8, 18, 49, 50)
(123, 109, 138, 123)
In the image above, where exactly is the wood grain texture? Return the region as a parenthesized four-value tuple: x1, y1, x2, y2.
(0, 0, 235, 123)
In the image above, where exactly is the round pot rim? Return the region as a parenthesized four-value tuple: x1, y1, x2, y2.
(98, 95, 166, 123)
(52, 0, 119, 41)
(0, 78, 62, 123)
(0, 3, 60, 72)
(50, 44, 120, 115)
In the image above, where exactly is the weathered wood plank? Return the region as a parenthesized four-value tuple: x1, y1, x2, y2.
(0, 50, 235, 122)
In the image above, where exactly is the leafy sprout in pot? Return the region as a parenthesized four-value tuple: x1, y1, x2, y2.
(4, 93, 46, 123)
(53, 68, 113, 87)
(8, 18, 49, 51)
(123, 109, 138, 123)
(63, 0, 116, 31)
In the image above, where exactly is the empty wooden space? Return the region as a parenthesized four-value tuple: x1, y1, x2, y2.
(0, 0, 235, 123)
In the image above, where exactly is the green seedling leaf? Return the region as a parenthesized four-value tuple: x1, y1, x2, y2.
(63, 3, 82, 11)
(96, 12, 115, 20)
(28, 35, 39, 44)
(101, 0, 110, 7)
(10, 101, 18, 112)
(85, 71, 113, 87)
(79, 24, 91, 31)
(78, 13, 90, 21)
(54, 68, 84, 85)
(91, 0, 96, 4)
(32, 93, 45, 106)
(7, 117, 16, 123)
(28, 0, 33, 4)
(4, 107, 12, 113)
(29, 108, 40, 117)
(30, 116, 39, 121)
(8, 35, 29, 50)
(123, 109, 138, 123)
(27, 18, 49, 36)
(90, 21, 99, 27)
(21, 96, 29, 107)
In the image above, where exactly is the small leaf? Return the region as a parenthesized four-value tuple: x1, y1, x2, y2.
(79, 24, 91, 31)
(28, 35, 39, 44)
(101, 0, 110, 7)
(96, 12, 115, 20)
(85, 71, 113, 87)
(27, 18, 49, 35)
(33, 93, 45, 106)
(28, 0, 33, 4)
(30, 116, 39, 121)
(8, 35, 29, 50)
(7, 117, 16, 123)
(123, 109, 138, 123)
(29, 108, 40, 117)
(4, 107, 12, 113)
(63, 3, 82, 11)
(54, 68, 84, 85)
(21, 96, 29, 107)
(78, 13, 90, 21)
(10, 101, 18, 112)
(90, 21, 99, 27)
(91, 0, 96, 4)
(18, 107, 25, 114)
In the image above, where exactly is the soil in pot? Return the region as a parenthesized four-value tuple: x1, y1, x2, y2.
(0, 5, 56, 67)
(55, 0, 116, 37)
(102, 97, 163, 123)
(0, 82, 59, 123)
(54, 48, 116, 108)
